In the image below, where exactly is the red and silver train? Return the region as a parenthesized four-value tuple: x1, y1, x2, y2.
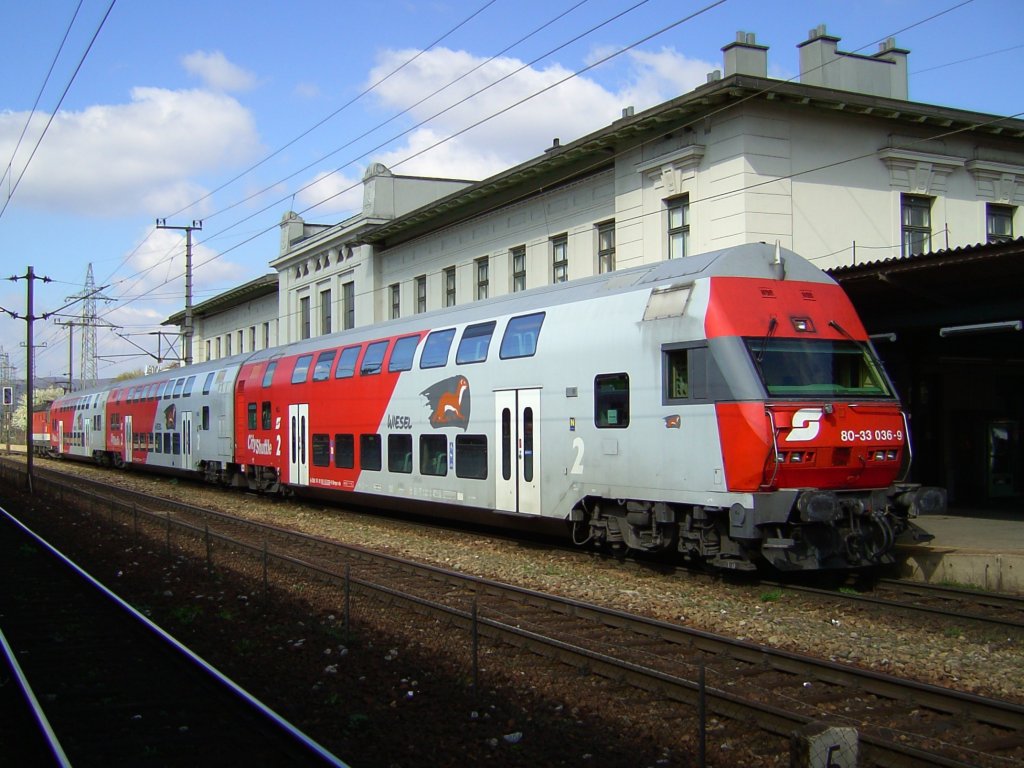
(41, 243, 943, 572)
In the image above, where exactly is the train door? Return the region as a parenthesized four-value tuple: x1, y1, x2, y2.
(181, 411, 193, 470)
(124, 414, 134, 464)
(288, 403, 309, 486)
(57, 420, 64, 455)
(494, 389, 541, 515)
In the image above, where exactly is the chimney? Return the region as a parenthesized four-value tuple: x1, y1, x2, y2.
(722, 31, 768, 77)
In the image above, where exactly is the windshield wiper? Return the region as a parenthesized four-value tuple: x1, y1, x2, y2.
(756, 316, 778, 364)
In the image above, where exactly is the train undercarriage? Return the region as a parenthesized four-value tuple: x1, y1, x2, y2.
(575, 484, 945, 572)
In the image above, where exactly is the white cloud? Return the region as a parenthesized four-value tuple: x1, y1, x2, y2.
(295, 170, 365, 218)
(0, 87, 263, 217)
(354, 46, 717, 181)
(181, 50, 258, 93)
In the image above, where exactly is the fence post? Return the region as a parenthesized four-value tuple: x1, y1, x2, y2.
(471, 599, 479, 696)
(698, 662, 706, 768)
(344, 564, 351, 632)
(262, 540, 269, 600)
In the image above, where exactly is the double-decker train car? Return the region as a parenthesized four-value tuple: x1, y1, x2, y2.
(43, 243, 944, 572)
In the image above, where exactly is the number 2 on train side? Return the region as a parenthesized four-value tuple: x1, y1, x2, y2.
(571, 437, 585, 475)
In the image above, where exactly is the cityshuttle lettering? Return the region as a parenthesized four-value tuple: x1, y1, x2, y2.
(247, 435, 273, 455)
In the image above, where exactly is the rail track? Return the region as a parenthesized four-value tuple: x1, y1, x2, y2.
(2, 459, 1022, 767)
(0, 500, 346, 767)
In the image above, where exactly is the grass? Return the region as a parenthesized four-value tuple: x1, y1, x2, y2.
(759, 588, 784, 602)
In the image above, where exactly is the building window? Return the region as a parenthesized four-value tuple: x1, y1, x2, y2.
(987, 204, 1014, 244)
(343, 281, 355, 330)
(416, 275, 427, 313)
(204, 340, 211, 362)
(668, 198, 689, 259)
(299, 295, 311, 340)
(262, 322, 270, 349)
(444, 266, 456, 307)
(249, 326, 256, 351)
(597, 222, 615, 273)
(225, 334, 232, 357)
(552, 234, 568, 283)
(237, 330, 244, 353)
(475, 257, 489, 300)
(511, 245, 526, 292)
(901, 194, 932, 256)
(320, 289, 332, 335)
(390, 283, 400, 319)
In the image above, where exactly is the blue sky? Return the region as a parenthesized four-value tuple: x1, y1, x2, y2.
(1, 0, 1021, 382)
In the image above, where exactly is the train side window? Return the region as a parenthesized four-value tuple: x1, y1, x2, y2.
(173, 378, 185, 398)
(203, 372, 215, 395)
(662, 345, 708, 403)
(664, 348, 689, 401)
(292, 354, 313, 384)
(361, 341, 389, 375)
(164, 381, 173, 400)
(334, 434, 354, 468)
(202, 406, 210, 431)
(312, 434, 331, 467)
(261, 401, 272, 430)
(183, 375, 196, 397)
(420, 328, 456, 369)
(154, 429, 162, 453)
(164, 433, 172, 454)
(456, 321, 496, 365)
(335, 346, 360, 379)
(173, 433, 181, 455)
(420, 434, 448, 476)
(388, 434, 413, 473)
(456, 435, 488, 479)
(595, 373, 630, 428)
(312, 350, 336, 382)
(360, 434, 382, 471)
(262, 362, 277, 388)
(499, 312, 544, 359)
(247, 403, 257, 429)
(389, 335, 420, 372)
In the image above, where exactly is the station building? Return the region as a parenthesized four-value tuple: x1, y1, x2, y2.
(166, 25, 1024, 509)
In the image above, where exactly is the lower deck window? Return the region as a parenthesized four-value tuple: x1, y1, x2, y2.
(420, 434, 448, 476)
(456, 435, 488, 479)
(312, 433, 331, 467)
(388, 434, 413, 473)
(334, 434, 354, 468)
(360, 434, 382, 471)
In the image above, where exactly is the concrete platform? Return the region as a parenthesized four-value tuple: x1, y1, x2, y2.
(897, 510, 1024, 594)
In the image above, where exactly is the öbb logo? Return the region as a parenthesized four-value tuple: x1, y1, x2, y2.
(785, 408, 822, 442)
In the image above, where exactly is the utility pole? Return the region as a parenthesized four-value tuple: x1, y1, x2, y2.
(156, 219, 202, 365)
(55, 319, 75, 391)
(7, 266, 52, 493)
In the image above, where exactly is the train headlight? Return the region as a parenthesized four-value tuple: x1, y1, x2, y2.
(797, 490, 840, 523)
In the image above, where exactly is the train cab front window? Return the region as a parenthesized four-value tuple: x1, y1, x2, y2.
(746, 338, 893, 398)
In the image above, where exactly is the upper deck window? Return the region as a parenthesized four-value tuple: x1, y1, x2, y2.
(312, 350, 336, 382)
(183, 376, 196, 397)
(172, 379, 185, 398)
(499, 313, 544, 359)
(292, 354, 313, 384)
(456, 321, 496, 365)
(420, 329, 455, 369)
(203, 372, 215, 395)
(262, 362, 277, 388)
(389, 335, 420, 372)
(335, 346, 361, 379)
(746, 338, 893, 398)
(361, 341, 389, 375)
